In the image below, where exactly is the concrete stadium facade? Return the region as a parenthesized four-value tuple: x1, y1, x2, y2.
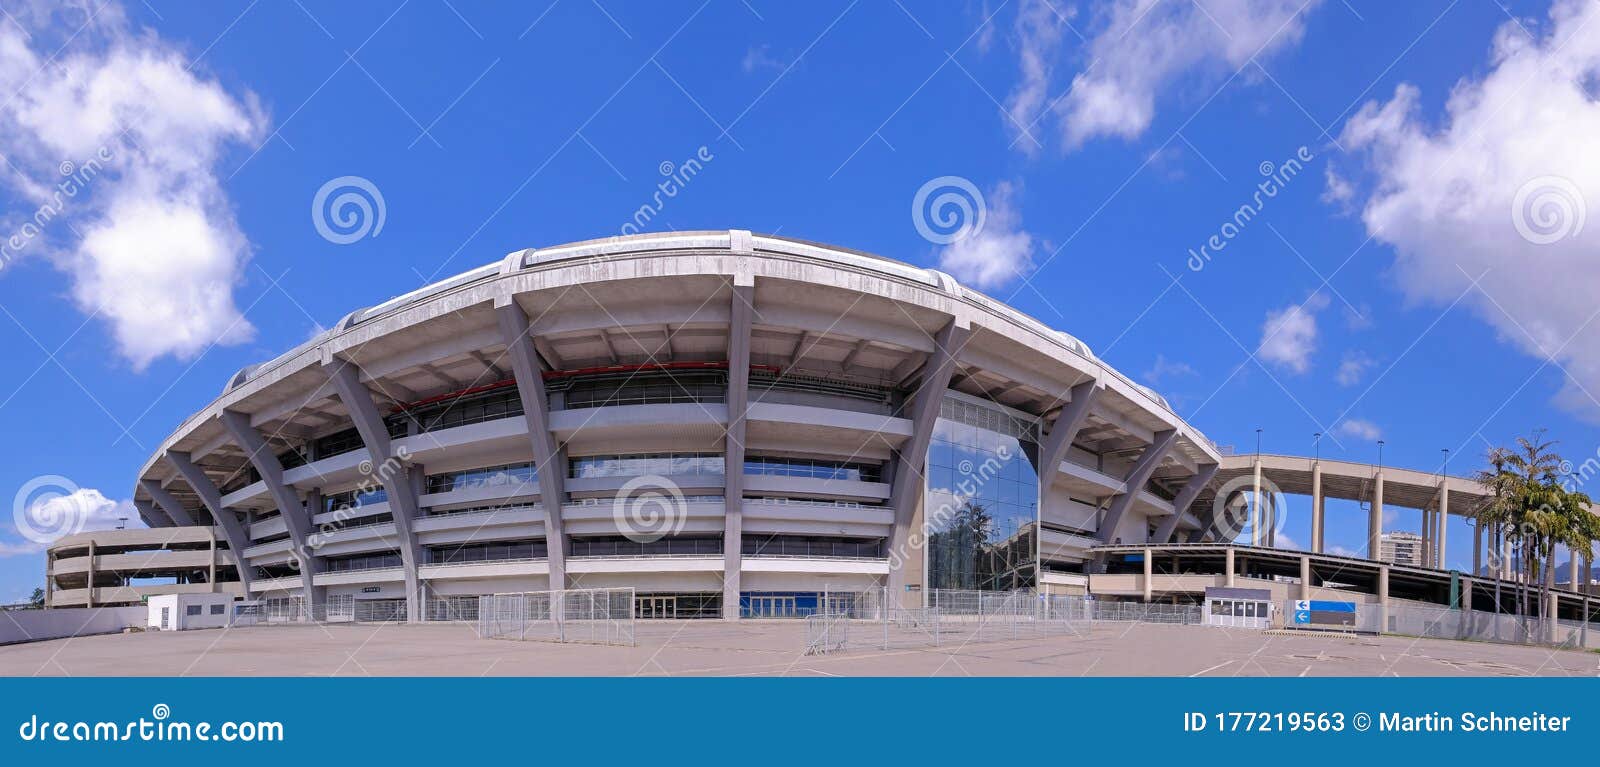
(68, 230, 1230, 621)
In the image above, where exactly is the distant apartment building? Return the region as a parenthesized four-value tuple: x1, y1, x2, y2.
(1379, 531, 1424, 567)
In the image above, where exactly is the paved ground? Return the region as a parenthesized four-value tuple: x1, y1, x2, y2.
(2, 621, 1596, 676)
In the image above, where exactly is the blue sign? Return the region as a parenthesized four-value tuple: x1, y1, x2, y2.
(1294, 610, 1311, 624)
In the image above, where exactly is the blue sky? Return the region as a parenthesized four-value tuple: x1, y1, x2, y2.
(3, 0, 1599, 600)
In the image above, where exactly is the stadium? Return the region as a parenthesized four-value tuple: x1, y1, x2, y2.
(36, 231, 1599, 648)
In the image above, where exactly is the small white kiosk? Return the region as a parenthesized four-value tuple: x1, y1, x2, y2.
(1202, 586, 1274, 630)
(147, 593, 238, 631)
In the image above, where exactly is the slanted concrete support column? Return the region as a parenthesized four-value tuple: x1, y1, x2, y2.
(1142, 548, 1153, 602)
(166, 451, 255, 597)
(327, 360, 425, 623)
(496, 298, 569, 590)
(1224, 547, 1236, 587)
(1368, 471, 1384, 560)
(1310, 461, 1324, 553)
(1299, 555, 1312, 600)
(1037, 380, 1102, 491)
(140, 480, 196, 527)
(220, 409, 319, 610)
(887, 319, 971, 606)
(1152, 464, 1217, 543)
(134, 498, 172, 528)
(1096, 430, 1179, 544)
(721, 278, 754, 618)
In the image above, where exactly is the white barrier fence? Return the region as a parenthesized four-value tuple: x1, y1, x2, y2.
(0, 606, 147, 645)
(476, 588, 635, 646)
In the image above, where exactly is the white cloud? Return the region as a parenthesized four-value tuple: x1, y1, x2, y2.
(0, 4, 264, 369)
(741, 45, 783, 74)
(1336, 418, 1382, 441)
(1002, 0, 1069, 153)
(2, 486, 139, 558)
(1052, 0, 1322, 149)
(1338, 0, 1600, 421)
(1321, 162, 1354, 208)
(1142, 353, 1196, 384)
(1335, 350, 1375, 386)
(1257, 293, 1328, 374)
(936, 181, 1036, 290)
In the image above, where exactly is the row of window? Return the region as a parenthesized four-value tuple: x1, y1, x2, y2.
(425, 462, 537, 494)
(427, 540, 546, 564)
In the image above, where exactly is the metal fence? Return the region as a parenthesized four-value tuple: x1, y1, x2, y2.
(476, 588, 636, 646)
(804, 590, 1100, 655)
(1374, 602, 1600, 651)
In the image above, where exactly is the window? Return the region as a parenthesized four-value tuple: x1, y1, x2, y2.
(323, 487, 388, 513)
(387, 386, 524, 435)
(313, 427, 364, 459)
(743, 456, 882, 482)
(553, 371, 726, 409)
(427, 539, 547, 564)
(426, 463, 537, 494)
(569, 453, 724, 479)
(741, 535, 884, 559)
(568, 535, 723, 557)
(185, 605, 202, 616)
(209, 604, 226, 615)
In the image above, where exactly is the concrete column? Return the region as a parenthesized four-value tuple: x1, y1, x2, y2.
(1473, 519, 1484, 579)
(1142, 548, 1153, 603)
(209, 535, 217, 593)
(1152, 463, 1217, 543)
(1547, 591, 1560, 643)
(44, 551, 53, 609)
(1377, 564, 1390, 631)
(1037, 380, 1102, 493)
(1310, 461, 1324, 553)
(887, 319, 971, 606)
(166, 451, 255, 598)
(1461, 576, 1474, 639)
(1299, 555, 1311, 600)
(1570, 552, 1580, 591)
(1427, 509, 1440, 570)
(85, 540, 95, 609)
(1437, 482, 1448, 569)
(495, 300, 569, 590)
(1369, 471, 1384, 560)
(721, 279, 754, 619)
(1251, 458, 1263, 547)
(1097, 430, 1179, 544)
(220, 409, 320, 610)
(327, 360, 425, 623)
(1224, 547, 1236, 587)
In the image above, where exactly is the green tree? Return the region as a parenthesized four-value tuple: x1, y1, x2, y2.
(1474, 431, 1595, 628)
(28, 587, 44, 609)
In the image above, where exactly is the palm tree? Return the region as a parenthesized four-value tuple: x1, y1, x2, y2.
(1474, 431, 1596, 633)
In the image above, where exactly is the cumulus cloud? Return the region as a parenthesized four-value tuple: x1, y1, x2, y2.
(1338, 0, 1600, 421)
(1335, 350, 1375, 386)
(936, 181, 1036, 290)
(0, 3, 265, 369)
(1257, 293, 1328, 374)
(1050, 0, 1322, 149)
(2, 486, 139, 558)
(1336, 418, 1382, 441)
(1321, 162, 1355, 209)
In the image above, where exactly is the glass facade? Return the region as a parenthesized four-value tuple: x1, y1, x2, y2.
(925, 394, 1041, 592)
